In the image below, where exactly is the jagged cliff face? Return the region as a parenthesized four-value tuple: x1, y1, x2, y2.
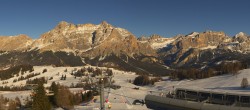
(163, 31, 229, 65)
(30, 21, 155, 57)
(174, 31, 228, 49)
(138, 34, 176, 50)
(0, 21, 167, 75)
(219, 32, 250, 53)
(83, 29, 155, 57)
(31, 21, 114, 52)
(158, 31, 250, 68)
(0, 21, 155, 57)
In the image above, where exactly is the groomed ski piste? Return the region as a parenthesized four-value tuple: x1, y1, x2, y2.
(1, 66, 250, 110)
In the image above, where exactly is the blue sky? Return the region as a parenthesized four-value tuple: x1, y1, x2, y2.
(0, 0, 250, 38)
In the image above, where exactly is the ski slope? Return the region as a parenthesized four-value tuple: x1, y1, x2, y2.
(155, 69, 250, 95)
(1, 66, 250, 109)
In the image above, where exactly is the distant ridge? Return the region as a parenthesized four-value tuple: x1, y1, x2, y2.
(0, 21, 250, 75)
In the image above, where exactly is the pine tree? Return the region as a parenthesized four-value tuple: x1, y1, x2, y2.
(241, 78, 249, 88)
(0, 95, 4, 109)
(32, 82, 51, 110)
(82, 93, 87, 101)
(86, 91, 93, 100)
(15, 96, 21, 108)
(61, 75, 63, 80)
(56, 85, 74, 109)
(64, 75, 66, 80)
(50, 82, 58, 106)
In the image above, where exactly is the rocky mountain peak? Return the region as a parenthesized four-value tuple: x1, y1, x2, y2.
(232, 32, 249, 43)
(137, 36, 147, 41)
(80, 23, 95, 27)
(17, 34, 32, 39)
(1, 23, 250, 73)
(0, 34, 33, 51)
(0, 34, 31, 39)
(56, 21, 71, 29)
(24, 21, 156, 58)
(100, 21, 112, 28)
(149, 34, 163, 40)
(235, 32, 247, 38)
(173, 31, 228, 49)
(138, 34, 164, 41)
(186, 32, 199, 37)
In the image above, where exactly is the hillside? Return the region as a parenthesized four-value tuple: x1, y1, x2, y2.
(0, 65, 149, 109)
(1, 66, 250, 109)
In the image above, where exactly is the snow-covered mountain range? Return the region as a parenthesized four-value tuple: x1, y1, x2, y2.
(0, 21, 250, 75)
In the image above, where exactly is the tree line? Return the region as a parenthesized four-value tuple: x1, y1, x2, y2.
(133, 75, 162, 86)
(13, 72, 41, 83)
(71, 67, 113, 78)
(0, 95, 21, 110)
(0, 65, 34, 80)
(30, 81, 94, 110)
(26, 77, 47, 85)
(170, 61, 247, 80)
(0, 86, 26, 91)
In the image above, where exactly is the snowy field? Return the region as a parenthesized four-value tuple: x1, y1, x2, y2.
(1, 66, 250, 109)
(155, 69, 250, 95)
(0, 66, 150, 109)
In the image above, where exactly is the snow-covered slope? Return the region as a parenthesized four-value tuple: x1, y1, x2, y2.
(150, 38, 175, 49)
(138, 34, 175, 49)
(0, 65, 139, 90)
(1, 66, 250, 109)
(0, 66, 82, 87)
(155, 68, 250, 94)
(0, 66, 149, 109)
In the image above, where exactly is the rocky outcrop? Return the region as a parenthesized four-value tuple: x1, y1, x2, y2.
(29, 21, 155, 57)
(174, 31, 228, 50)
(138, 34, 175, 49)
(217, 32, 250, 53)
(83, 28, 155, 57)
(138, 34, 167, 42)
(159, 31, 250, 67)
(0, 34, 33, 51)
(31, 21, 109, 51)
